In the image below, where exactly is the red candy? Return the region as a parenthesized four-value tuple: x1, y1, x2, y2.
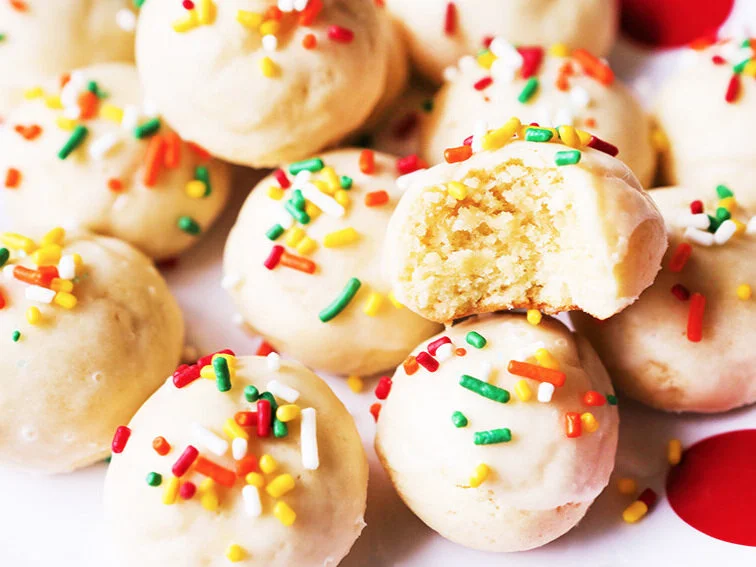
(690, 200, 704, 214)
(172, 445, 199, 477)
(179, 482, 197, 500)
(257, 399, 271, 437)
(327, 25, 354, 43)
(273, 168, 290, 189)
(668, 242, 693, 273)
(375, 377, 392, 400)
(416, 351, 439, 372)
(427, 336, 452, 356)
(369, 403, 381, 422)
(111, 426, 131, 454)
(671, 283, 691, 301)
(582, 391, 606, 406)
(565, 412, 582, 438)
(173, 364, 201, 389)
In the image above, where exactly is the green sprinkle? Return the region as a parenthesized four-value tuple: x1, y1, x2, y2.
(707, 215, 721, 233)
(451, 411, 468, 428)
(554, 149, 582, 166)
(11, 330, 21, 342)
(0, 247, 9, 268)
(524, 127, 553, 143)
(319, 277, 361, 322)
(716, 207, 731, 221)
(266, 224, 285, 241)
(133, 0, 146, 8)
(146, 472, 162, 486)
(284, 200, 310, 224)
(606, 394, 618, 405)
(58, 125, 89, 159)
(195, 166, 211, 197)
(465, 331, 487, 349)
(87, 81, 99, 96)
(517, 77, 539, 103)
(474, 428, 512, 445)
(716, 184, 734, 199)
(459, 374, 510, 403)
(273, 419, 288, 438)
(0, 34, 6, 43)
(421, 99, 433, 113)
(340, 175, 353, 189)
(291, 188, 306, 210)
(244, 385, 260, 403)
(104, 455, 112, 464)
(742, 38, 753, 48)
(733, 58, 751, 74)
(289, 157, 324, 175)
(134, 117, 161, 139)
(177, 216, 201, 235)
(213, 356, 231, 392)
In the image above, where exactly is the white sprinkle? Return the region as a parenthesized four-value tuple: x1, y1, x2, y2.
(471, 119, 487, 153)
(121, 105, 140, 131)
(142, 99, 160, 118)
(115, 8, 137, 32)
(746, 216, 756, 235)
(714, 219, 737, 245)
(684, 227, 715, 247)
(266, 352, 281, 371)
(266, 380, 299, 403)
(277, 211, 296, 229)
(397, 169, 427, 190)
(25, 285, 55, 304)
(442, 66, 460, 82)
(232, 437, 248, 461)
(676, 212, 711, 230)
(242, 485, 262, 517)
(57, 255, 76, 280)
(232, 313, 245, 326)
(277, 0, 294, 11)
(3, 264, 15, 280)
(293, 0, 309, 9)
(262, 34, 278, 52)
(435, 342, 454, 361)
(221, 273, 242, 290)
(458, 55, 477, 73)
(301, 183, 345, 217)
(301, 408, 319, 470)
(191, 423, 229, 457)
(490, 38, 521, 67)
(490, 59, 516, 83)
(60, 72, 86, 106)
(88, 132, 123, 160)
(553, 107, 575, 128)
(537, 382, 555, 403)
(479, 361, 493, 382)
(570, 86, 591, 109)
(62, 105, 82, 120)
(292, 170, 312, 188)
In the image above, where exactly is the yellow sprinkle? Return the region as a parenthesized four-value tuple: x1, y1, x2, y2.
(259, 56, 279, 78)
(267, 185, 284, 200)
(276, 404, 301, 423)
(273, 501, 296, 526)
(23, 86, 44, 100)
(514, 379, 532, 402)
(469, 463, 490, 488)
(617, 477, 637, 495)
(41, 227, 65, 246)
(162, 476, 180, 505)
(26, 306, 41, 325)
(32, 245, 62, 266)
(56, 116, 77, 131)
(71, 253, 83, 267)
(477, 50, 496, 69)
(321, 166, 340, 192)
(650, 128, 669, 152)
(236, 10, 263, 29)
(363, 291, 384, 316)
(668, 439, 682, 466)
(53, 291, 77, 310)
(172, 10, 199, 32)
(557, 125, 580, 148)
(526, 309, 542, 325)
(50, 278, 74, 293)
(286, 227, 305, 247)
(296, 236, 317, 256)
(447, 181, 468, 200)
(266, 473, 296, 498)
(226, 544, 245, 563)
(481, 117, 521, 151)
(200, 488, 219, 511)
(259, 454, 277, 474)
(245, 472, 264, 487)
(197, 0, 215, 25)
(212, 352, 237, 370)
(334, 189, 350, 208)
(737, 284, 752, 300)
(733, 219, 746, 235)
(223, 417, 249, 440)
(44, 95, 63, 109)
(718, 197, 737, 212)
(580, 412, 599, 433)
(1, 232, 37, 253)
(185, 180, 207, 199)
(200, 365, 215, 380)
(387, 291, 403, 309)
(324, 227, 360, 248)
(313, 179, 333, 195)
(622, 500, 648, 523)
(347, 375, 364, 393)
(548, 43, 570, 57)
(100, 103, 124, 124)
(576, 129, 593, 145)
(304, 201, 321, 220)
(259, 20, 280, 36)
(743, 59, 756, 78)
(534, 348, 559, 370)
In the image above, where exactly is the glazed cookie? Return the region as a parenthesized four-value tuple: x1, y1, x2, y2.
(0, 228, 184, 473)
(421, 44, 656, 187)
(135, 0, 392, 168)
(375, 313, 619, 552)
(384, 121, 667, 323)
(572, 185, 756, 413)
(0, 0, 136, 118)
(224, 148, 441, 376)
(384, 0, 618, 83)
(104, 353, 368, 566)
(656, 38, 756, 200)
(0, 63, 231, 261)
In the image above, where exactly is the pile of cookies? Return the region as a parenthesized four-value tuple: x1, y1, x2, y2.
(1, 1, 755, 565)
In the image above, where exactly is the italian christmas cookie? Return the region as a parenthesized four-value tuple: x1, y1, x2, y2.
(224, 148, 441, 376)
(104, 353, 368, 566)
(0, 228, 184, 473)
(384, 0, 618, 83)
(421, 43, 656, 187)
(0, 0, 136, 119)
(572, 184, 756, 413)
(375, 313, 619, 552)
(135, 0, 393, 168)
(0, 62, 231, 261)
(655, 38, 756, 200)
(384, 120, 667, 323)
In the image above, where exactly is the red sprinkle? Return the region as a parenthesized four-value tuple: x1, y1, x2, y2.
(473, 76, 493, 91)
(328, 25, 354, 43)
(179, 482, 197, 500)
(4, 168, 21, 188)
(712, 55, 726, 65)
(427, 336, 452, 356)
(396, 154, 425, 175)
(264, 245, 285, 270)
(369, 403, 382, 422)
(517, 46, 544, 79)
(152, 436, 171, 456)
(111, 426, 131, 454)
(186, 142, 211, 161)
(173, 364, 201, 388)
(482, 35, 494, 49)
(416, 351, 439, 372)
(668, 242, 693, 272)
(725, 74, 740, 103)
(587, 135, 619, 157)
(444, 2, 456, 35)
(671, 283, 691, 301)
(172, 445, 199, 477)
(0, 289, 5, 310)
(582, 391, 606, 406)
(256, 340, 277, 356)
(365, 190, 389, 207)
(638, 487, 658, 508)
(235, 411, 258, 427)
(565, 412, 582, 438)
(690, 200, 704, 214)
(107, 178, 123, 192)
(687, 292, 706, 342)
(359, 149, 375, 174)
(299, 0, 323, 26)
(257, 399, 271, 437)
(196, 349, 235, 368)
(462, 135, 473, 146)
(273, 168, 290, 189)
(375, 376, 392, 400)
(182, 0, 194, 9)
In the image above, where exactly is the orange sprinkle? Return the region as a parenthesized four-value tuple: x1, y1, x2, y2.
(236, 455, 258, 477)
(584, 117, 597, 128)
(302, 33, 317, 49)
(4, 168, 21, 188)
(455, 347, 467, 356)
(299, 0, 323, 25)
(265, 5, 283, 20)
(194, 456, 236, 487)
(572, 49, 614, 85)
(255, 340, 276, 356)
(77, 91, 99, 120)
(143, 135, 167, 187)
(359, 149, 375, 174)
(186, 141, 211, 161)
(152, 436, 171, 456)
(403, 355, 419, 375)
(507, 360, 566, 387)
(444, 145, 472, 164)
(556, 74, 569, 91)
(164, 131, 182, 169)
(280, 252, 316, 274)
(107, 178, 123, 192)
(14, 124, 42, 140)
(365, 190, 389, 207)
(9, 0, 28, 12)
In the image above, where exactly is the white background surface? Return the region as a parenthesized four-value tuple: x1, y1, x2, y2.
(2, 3, 756, 566)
